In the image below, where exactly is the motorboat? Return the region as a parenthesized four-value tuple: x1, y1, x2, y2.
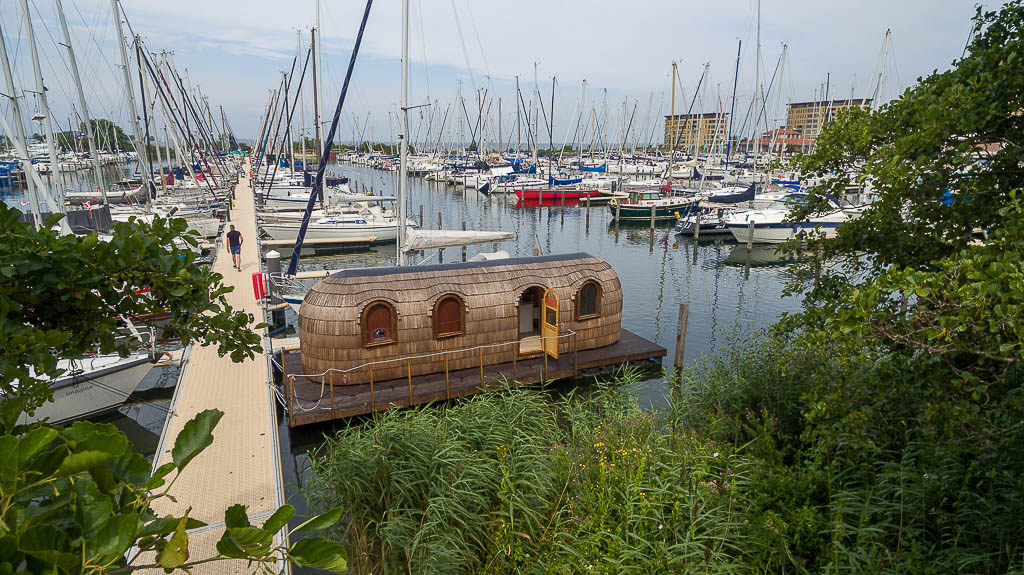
(15, 352, 161, 425)
(725, 193, 852, 244)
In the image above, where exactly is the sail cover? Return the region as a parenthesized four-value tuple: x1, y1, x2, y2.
(402, 229, 515, 252)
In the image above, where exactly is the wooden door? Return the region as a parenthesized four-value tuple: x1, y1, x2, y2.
(541, 288, 559, 359)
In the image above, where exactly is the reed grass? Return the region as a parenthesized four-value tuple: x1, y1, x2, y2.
(306, 336, 1024, 574)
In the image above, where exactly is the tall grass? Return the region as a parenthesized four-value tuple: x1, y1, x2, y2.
(306, 337, 1024, 574)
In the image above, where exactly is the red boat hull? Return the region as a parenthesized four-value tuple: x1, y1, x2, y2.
(515, 188, 601, 200)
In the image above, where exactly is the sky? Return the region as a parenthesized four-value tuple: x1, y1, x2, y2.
(0, 0, 1000, 146)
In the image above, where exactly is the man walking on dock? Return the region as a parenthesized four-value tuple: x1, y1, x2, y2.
(226, 224, 243, 270)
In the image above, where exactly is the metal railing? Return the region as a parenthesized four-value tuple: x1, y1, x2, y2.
(283, 329, 579, 425)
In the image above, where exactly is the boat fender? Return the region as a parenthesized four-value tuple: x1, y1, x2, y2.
(674, 211, 681, 220)
(609, 198, 617, 206)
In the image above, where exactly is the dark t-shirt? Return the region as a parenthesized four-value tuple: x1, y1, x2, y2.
(226, 229, 242, 248)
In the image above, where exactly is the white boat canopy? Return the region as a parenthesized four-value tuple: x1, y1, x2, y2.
(401, 229, 515, 252)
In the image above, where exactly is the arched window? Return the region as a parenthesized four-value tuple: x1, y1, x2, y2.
(363, 301, 396, 347)
(576, 281, 601, 320)
(433, 294, 464, 338)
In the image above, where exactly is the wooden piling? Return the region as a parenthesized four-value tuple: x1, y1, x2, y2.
(693, 206, 701, 241)
(419, 204, 423, 228)
(746, 221, 755, 252)
(650, 204, 656, 229)
(673, 302, 690, 372)
(462, 221, 467, 262)
(438, 211, 444, 263)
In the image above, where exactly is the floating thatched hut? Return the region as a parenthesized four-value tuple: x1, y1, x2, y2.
(297, 253, 622, 385)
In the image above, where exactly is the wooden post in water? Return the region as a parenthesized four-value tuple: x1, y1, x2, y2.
(615, 201, 621, 222)
(461, 221, 467, 262)
(438, 211, 444, 263)
(746, 221, 755, 252)
(674, 302, 690, 375)
(419, 204, 423, 227)
(693, 205, 701, 241)
(585, 195, 591, 231)
(650, 204, 656, 230)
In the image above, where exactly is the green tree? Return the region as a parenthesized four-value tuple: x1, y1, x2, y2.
(0, 204, 262, 412)
(0, 399, 348, 573)
(89, 119, 132, 151)
(779, 3, 1024, 570)
(0, 204, 348, 572)
(788, 0, 1023, 382)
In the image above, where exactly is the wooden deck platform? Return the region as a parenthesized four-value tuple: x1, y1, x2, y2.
(144, 162, 286, 574)
(282, 329, 666, 427)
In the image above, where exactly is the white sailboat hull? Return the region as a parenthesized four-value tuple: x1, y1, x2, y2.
(261, 222, 400, 243)
(18, 353, 157, 425)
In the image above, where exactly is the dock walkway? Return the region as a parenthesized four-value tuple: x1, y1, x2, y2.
(145, 164, 285, 574)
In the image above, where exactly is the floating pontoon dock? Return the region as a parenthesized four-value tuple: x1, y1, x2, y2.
(281, 329, 666, 427)
(146, 164, 287, 574)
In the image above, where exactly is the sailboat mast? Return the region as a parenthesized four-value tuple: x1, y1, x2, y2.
(397, 0, 409, 265)
(531, 63, 538, 168)
(19, 0, 63, 201)
(111, 0, 152, 200)
(725, 40, 741, 169)
(315, 0, 324, 157)
(668, 62, 676, 182)
(298, 29, 306, 168)
(311, 27, 322, 167)
(56, 0, 107, 204)
(0, 18, 43, 227)
(753, 0, 762, 165)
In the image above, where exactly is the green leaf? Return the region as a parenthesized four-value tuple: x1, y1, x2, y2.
(290, 506, 343, 535)
(0, 397, 29, 433)
(87, 513, 141, 562)
(171, 409, 223, 471)
(143, 461, 178, 490)
(261, 504, 295, 535)
(18, 524, 78, 571)
(17, 427, 57, 466)
(288, 536, 348, 572)
(155, 517, 189, 569)
(61, 421, 129, 456)
(224, 504, 250, 529)
(57, 450, 114, 476)
(73, 479, 113, 535)
(218, 526, 273, 558)
(0, 436, 17, 491)
(140, 516, 206, 538)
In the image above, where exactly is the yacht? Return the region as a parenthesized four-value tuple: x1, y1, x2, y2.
(725, 193, 852, 244)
